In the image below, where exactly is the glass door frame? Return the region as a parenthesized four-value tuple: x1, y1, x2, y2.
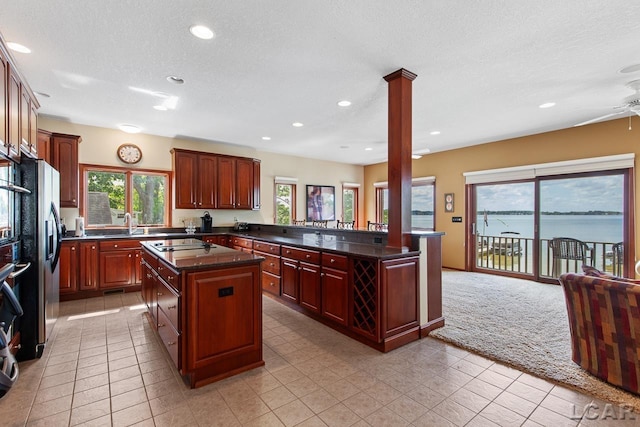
(465, 168, 634, 282)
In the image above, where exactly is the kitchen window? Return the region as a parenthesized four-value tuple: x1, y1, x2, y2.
(274, 177, 298, 225)
(342, 183, 359, 227)
(374, 177, 435, 230)
(80, 164, 170, 228)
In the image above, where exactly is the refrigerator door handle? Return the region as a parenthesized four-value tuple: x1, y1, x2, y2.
(50, 202, 62, 272)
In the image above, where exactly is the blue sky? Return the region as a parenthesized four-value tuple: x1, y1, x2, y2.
(476, 175, 624, 213)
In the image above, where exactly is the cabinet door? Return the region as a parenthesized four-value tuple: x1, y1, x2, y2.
(7, 68, 20, 161)
(52, 135, 79, 207)
(59, 242, 78, 294)
(133, 250, 142, 284)
(29, 102, 38, 155)
(99, 250, 134, 288)
(299, 262, 321, 314)
(321, 267, 348, 326)
(0, 48, 7, 151)
(173, 150, 198, 208)
(20, 86, 30, 153)
(37, 130, 51, 164)
(216, 156, 236, 208)
(281, 258, 299, 303)
(198, 154, 217, 209)
(79, 241, 99, 290)
(141, 261, 152, 310)
(235, 158, 253, 209)
(252, 160, 261, 210)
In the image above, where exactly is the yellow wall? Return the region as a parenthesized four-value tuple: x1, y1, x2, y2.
(364, 117, 640, 269)
(39, 118, 365, 230)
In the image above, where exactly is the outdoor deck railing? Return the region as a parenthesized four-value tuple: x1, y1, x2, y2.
(476, 234, 621, 277)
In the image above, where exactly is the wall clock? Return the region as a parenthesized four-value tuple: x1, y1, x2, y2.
(117, 143, 142, 164)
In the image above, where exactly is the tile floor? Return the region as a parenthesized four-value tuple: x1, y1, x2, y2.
(0, 292, 638, 427)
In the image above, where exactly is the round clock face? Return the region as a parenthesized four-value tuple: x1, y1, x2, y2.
(117, 144, 142, 164)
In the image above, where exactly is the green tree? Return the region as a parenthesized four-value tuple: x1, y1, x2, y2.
(276, 184, 292, 224)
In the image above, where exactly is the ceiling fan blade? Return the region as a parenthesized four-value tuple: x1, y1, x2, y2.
(573, 110, 627, 127)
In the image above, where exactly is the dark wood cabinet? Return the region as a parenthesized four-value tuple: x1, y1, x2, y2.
(281, 258, 299, 303)
(202, 235, 229, 247)
(254, 240, 281, 296)
(98, 240, 141, 289)
(20, 86, 30, 154)
(7, 67, 20, 161)
(281, 245, 321, 312)
(217, 156, 260, 210)
(51, 133, 81, 208)
(321, 253, 349, 326)
(59, 241, 78, 294)
(216, 156, 236, 209)
(79, 241, 99, 290)
(235, 158, 253, 209)
(37, 130, 51, 163)
(252, 160, 261, 210)
(0, 46, 7, 152)
(299, 262, 321, 314)
(172, 149, 218, 209)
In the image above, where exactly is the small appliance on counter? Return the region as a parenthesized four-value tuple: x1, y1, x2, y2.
(201, 211, 213, 233)
(74, 217, 85, 237)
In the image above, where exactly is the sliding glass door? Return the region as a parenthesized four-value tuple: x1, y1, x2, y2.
(472, 170, 629, 281)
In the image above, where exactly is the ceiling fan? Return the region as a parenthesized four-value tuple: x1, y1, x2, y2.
(574, 79, 640, 127)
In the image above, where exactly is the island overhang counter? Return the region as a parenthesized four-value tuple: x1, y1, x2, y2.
(140, 239, 265, 388)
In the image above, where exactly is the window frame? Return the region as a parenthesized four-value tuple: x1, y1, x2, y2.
(274, 182, 297, 225)
(79, 163, 172, 229)
(374, 177, 435, 230)
(341, 184, 359, 227)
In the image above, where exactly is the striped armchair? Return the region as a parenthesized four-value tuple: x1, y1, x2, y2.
(559, 272, 640, 394)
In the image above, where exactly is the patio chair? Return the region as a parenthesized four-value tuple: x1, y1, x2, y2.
(311, 220, 328, 228)
(367, 221, 388, 232)
(612, 241, 624, 276)
(292, 219, 306, 226)
(550, 237, 594, 276)
(336, 220, 355, 230)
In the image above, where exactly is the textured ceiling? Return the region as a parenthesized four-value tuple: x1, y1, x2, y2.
(2, 1, 640, 165)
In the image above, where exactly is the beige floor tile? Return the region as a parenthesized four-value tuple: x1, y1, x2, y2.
(243, 411, 286, 427)
(72, 384, 111, 408)
(463, 378, 504, 401)
(476, 369, 515, 390)
(517, 372, 555, 393)
(28, 393, 73, 422)
(77, 362, 109, 380)
(108, 347, 136, 362)
(294, 415, 329, 427)
(448, 387, 491, 414)
(245, 372, 283, 395)
(145, 376, 184, 400)
(26, 409, 70, 427)
(33, 381, 75, 404)
(465, 414, 501, 427)
(322, 378, 359, 401)
(479, 401, 527, 427)
(46, 352, 79, 367)
(108, 355, 139, 372)
(432, 398, 477, 426)
(190, 400, 240, 426)
(111, 387, 148, 413)
(273, 399, 316, 426)
(109, 365, 141, 383)
(407, 385, 448, 409)
(227, 394, 271, 423)
(110, 375, 144, 396)
(260, 385, 297, 410)
(301, 389, 340, 414)
(365, 406, 410, 426)
(486, 363, 522, 380)
(285, 376, 320, 398)
(317, 403, 361, 427)
(77, 353, 108, 369)
(493, 390, 538, 418)
(153, 403, 196, 427)
(271, 365, 305, 385)
(112, 401, 152, 427)
(149, 390, 188, 416)
(38, 369, 76, 390)
(386, 394, 430, 422)
(412, 410, 457, 427)
(529, 405, 580, 427)
(450, 358, 487, 377)
(505, 380, 549, 405)
(70, 398, 111, 426)
(79, 345, 108, 359)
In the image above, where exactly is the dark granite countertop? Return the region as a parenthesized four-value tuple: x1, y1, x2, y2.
(62, 232, 211, 242)
(142, 239, 263, 271)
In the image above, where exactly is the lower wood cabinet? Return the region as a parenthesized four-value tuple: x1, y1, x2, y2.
(59, 241, 78, 295)
(321, 253, 349, 326)
(99, 240, 141, 289)
(79, 241, 99, 291)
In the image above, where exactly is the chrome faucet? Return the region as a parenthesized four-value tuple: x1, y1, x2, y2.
(124, 212, 137, 235)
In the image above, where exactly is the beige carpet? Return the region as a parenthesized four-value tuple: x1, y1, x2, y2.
(430, 270, 640, 412)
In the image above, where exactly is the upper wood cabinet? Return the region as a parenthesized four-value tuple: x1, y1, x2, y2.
(0, 46, 7, 152)
(50, 132, 81, 207)
(7, 66, 20, 161)
(37, 129, 51, 164)
(172, 149, 218, 209)
(172, 148, 260, 210)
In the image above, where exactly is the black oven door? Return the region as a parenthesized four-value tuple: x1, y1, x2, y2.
(0, 159, 16, 245)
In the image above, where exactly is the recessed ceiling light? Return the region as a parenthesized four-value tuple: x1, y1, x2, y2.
(364, 147, 373, 151)
(189, 25, 215, 40)
(619, 63, 640, 74)
(262, 136, 271, 141)
(412, 154, 422, 159)
(118, 124, 141, 134)
(340, 145, 349, 149)
(292, 122, 304, 127)
(430, 131, 441, 135)
(34, 91, 50, 98)
(7, 42, 30, 54)
(153, 105, 167, 111)
(337, 100, 351, 107)
(166, 76, 185, 85)
(539, 102, 556, 109)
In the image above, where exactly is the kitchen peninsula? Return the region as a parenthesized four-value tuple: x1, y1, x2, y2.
(140, 239, 264, 388)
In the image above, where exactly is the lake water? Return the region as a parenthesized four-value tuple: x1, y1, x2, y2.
(412, 214, 623, 244)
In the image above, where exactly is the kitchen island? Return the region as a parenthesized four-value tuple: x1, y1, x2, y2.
(140, 239, 264, 388)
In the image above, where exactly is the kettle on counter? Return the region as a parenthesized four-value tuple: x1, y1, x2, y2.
(201, 211, 213, 233)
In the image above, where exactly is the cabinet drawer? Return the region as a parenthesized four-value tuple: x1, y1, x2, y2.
(157, 260, 180, 291)
(258, 253, 280, 275)
(322, 253, 348, 271)
(231, 236, 253, 250)
(99, 239, 140, 251)
(157, 281, 180, 331)
(142, 251, 158, 270)
(282, 246, 320, 264)
(157, 308, 180, 369)
(261, 271, 280, 296)
(253, 240, 280, 255)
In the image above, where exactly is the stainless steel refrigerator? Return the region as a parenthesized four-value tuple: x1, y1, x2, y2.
(18, 157, 62, 360)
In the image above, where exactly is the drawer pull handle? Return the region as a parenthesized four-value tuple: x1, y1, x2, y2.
(330, 259, 335, 263)
(306, 254, 310, 259)
(128, 254, 132, 258)
(168, 305, 176, 310)
(157, 292, 163, 296)
(114, 244, 118, 248)
(167, 275, 173, 280)
(167, 341, 176, 346)
(92, 246, 95, 249)
(269, 263, 274, 267)
(158, 323, 165, 327)
(286, 250, 291, 254)
(71, 247, 75, 251)
(146, 274, 152, 279)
